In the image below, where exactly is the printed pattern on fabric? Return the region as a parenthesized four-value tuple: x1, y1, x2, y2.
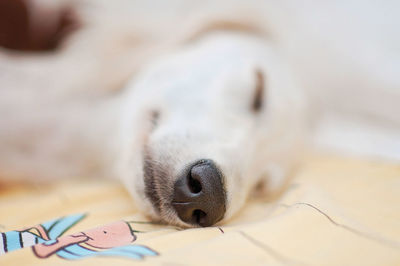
(0, 214, 158, 261)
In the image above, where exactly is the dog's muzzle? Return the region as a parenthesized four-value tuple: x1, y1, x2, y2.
(172, 159, 226, 227)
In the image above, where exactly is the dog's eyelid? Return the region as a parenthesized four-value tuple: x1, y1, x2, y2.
(252, 69, 265, 112)
(150, 110, 160, 129)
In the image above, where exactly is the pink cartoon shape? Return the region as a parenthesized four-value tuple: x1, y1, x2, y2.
(79, 221, 136, 249)
(32, 220, 150, 259)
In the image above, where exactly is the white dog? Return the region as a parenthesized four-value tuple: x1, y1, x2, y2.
(0, 0, 399, 227)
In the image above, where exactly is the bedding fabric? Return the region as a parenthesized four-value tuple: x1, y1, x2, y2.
(0, 154, 399, 265)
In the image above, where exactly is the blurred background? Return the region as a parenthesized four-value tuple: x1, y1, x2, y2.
(0, 0, 399, 163)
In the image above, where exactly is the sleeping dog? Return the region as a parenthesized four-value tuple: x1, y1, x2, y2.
(0, 0, 399, 227)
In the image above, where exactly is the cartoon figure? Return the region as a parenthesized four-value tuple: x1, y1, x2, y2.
(0, 214, 158, 260)
(32, 220, 158, 260)
(1, 213, 86, 254)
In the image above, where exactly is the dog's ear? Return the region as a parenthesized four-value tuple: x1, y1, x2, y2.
(252, 69, 265, 112)
(0, 0, 79, 51)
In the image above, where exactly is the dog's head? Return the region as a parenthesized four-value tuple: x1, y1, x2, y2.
(117, 32, 306, 227)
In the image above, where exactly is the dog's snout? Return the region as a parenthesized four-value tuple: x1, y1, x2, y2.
(172, 159, 226, 227)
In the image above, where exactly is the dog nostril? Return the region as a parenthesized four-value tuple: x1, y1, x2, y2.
(192, 209, 207, 225)
(172, 159, 226, 227)
(188, 172, 202, 194)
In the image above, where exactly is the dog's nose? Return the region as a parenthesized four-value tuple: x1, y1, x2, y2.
(172, 159, 226, 227)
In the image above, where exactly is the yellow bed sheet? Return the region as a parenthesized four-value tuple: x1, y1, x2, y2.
(0, 154, 399, 265)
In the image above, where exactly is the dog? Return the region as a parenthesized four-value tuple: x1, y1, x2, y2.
(0, 0, 399, 227)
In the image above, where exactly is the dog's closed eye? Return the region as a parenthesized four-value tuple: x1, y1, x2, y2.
(252, 69, 265, 112)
